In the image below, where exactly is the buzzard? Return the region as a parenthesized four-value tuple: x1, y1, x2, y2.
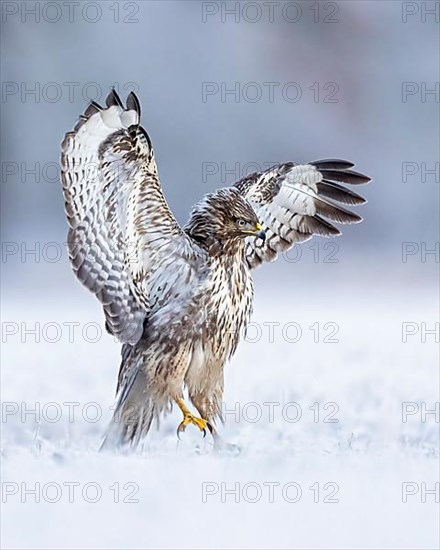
(60, 90, 370, 449)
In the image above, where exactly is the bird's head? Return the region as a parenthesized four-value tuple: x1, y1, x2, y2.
(186, 188, 265, 248)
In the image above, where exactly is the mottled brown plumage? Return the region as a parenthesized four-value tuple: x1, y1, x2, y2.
(60, 90, 370, 449)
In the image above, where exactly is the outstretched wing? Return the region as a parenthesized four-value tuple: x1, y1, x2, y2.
(61, 90, 202, 344)
(234, 160, 371, 269)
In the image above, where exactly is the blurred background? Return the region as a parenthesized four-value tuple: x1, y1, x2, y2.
(1, 2, 439, 549)
(1, 1, 439, 283)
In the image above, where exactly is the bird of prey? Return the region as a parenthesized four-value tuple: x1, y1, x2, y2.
(60, 89, 370, 449)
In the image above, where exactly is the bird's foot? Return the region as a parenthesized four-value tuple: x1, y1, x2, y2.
(177, 412, 207, 438)
(175, 398, 208, 439)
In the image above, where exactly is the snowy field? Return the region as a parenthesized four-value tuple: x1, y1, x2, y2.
(1, 262, 439, 550)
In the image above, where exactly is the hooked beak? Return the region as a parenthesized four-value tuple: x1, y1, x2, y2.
(254, 222, 266, 242)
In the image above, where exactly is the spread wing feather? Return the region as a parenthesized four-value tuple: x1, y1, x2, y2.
(234, 160, 370, 269)
(61, 90, 202, 344)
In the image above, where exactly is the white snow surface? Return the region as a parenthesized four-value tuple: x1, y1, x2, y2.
(1, 271, 439, 550)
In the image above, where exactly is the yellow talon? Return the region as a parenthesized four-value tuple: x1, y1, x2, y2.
(178, 413, 207, 433)
(175, 398, 207, 438)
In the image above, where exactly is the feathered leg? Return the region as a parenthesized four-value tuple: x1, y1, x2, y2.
(191, 391, 241, 454)
(101, 338, 202, 450)
(190, 393, 223, 445)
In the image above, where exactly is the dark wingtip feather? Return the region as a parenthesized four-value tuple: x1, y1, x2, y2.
(310, 159, 355, 170)
(83, 101, 101, 118)
(320, 169, 371, 185)
(126, 92, 141, 116)
(315, 197, 363, 224)
(312, 215, 342, 236)
(105, 88, 124, 108)
(74, 116, 87, 132)
(74, 101, 102, 131)
(318, 181, 367, 206)
(297, 215, 341, 237)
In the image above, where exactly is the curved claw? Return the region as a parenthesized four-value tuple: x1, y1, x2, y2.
(177, 426, 183, 440)
(176, 414, 208, 440)
(207, 422, 215, 435)
(176, 426, 205, 440)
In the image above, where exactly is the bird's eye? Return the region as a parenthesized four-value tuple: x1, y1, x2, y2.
(237, 219, 246, 228)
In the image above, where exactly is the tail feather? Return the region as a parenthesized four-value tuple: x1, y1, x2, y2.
(100, 362, 156, 451)
(100, 403, 156, 451)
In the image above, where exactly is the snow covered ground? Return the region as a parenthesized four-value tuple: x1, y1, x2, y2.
(1, 264, 439, 550)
